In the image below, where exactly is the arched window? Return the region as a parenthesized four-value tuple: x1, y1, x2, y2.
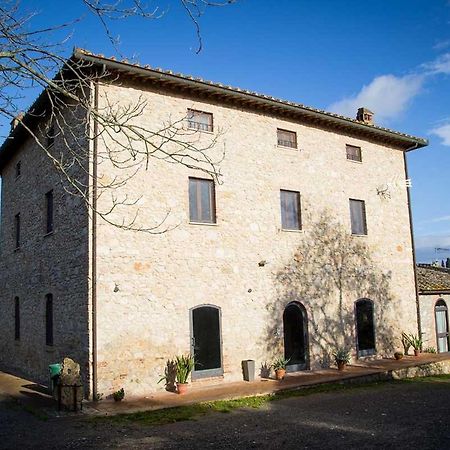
(14, 297, 20, 340)
(435, 299, 449, 353)
(190, 305, 222, 379)
(355, 299, 376, 356)
(45, 294, 53, 346)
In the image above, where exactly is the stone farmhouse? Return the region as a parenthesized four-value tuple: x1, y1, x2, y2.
(0, 49, 428, 399)
(417, 264, 450, 353)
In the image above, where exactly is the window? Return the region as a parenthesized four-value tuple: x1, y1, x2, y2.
(187, 109, 213, 132)
(349, 199, 367, 235)
(14, 297, 20, 341)
(346, 144, 362, 162)
(45, 190, 54, 234)
(45, 294, 53, 346)
(280, 190, 302, 230)
(189, 178, 216, 224)
(435, 299, 449, 353)
(14, 213, 20, 248)
(277, 129, 297, 149)
(15, 161, 21, 178)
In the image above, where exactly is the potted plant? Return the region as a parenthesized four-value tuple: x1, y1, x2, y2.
(272, 356, 290, 380)
(333, 348, 351, 371)
(401, 332, 412, 356)
(112, 388, 125, 402)
(407, 334, 423, 356)
(394, 351, 404, 360)
(174, 354, 195, 395)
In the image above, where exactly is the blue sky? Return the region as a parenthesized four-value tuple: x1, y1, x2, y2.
(3, 0, 450, 262)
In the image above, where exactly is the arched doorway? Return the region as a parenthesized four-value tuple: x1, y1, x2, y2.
(190, 305, 223, 379)
(283, 302, 309, 371)
(355, 299, 376, 357)
(435, 299, 449, 353)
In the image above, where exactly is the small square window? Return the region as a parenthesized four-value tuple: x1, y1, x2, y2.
(189, 178, 216, 224)
(346, 145, 362, 162)
(280, 190, 302, 230)
(15, 161, 21, 178)
(350, 199, 367, 235)
(187, 109, 213, 132)
(277, 129, 297, 149)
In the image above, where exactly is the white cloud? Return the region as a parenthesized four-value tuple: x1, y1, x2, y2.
(415, 234, 450, 249)
(328, 74, 424, 122)
(423, 52, 450, 75)
(430, 122, 450, 146)
(423, 215, 450, 224)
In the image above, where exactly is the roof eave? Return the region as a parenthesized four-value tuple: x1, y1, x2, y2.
(73, 49, 428, 151)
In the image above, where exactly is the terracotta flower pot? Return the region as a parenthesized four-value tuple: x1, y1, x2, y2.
(176, 382, 188, 395)
(337, 361, 346, 371)
(275, 368, 286, 380)
(414, 349, 420, 357)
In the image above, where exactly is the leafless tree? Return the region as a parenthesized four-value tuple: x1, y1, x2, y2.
(0, 0, 235, 232)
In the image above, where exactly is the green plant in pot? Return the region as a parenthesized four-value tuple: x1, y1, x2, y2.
(174, 354, 195, 395)
(401, 332, 412, 356)
(272, 356, 290, 380)
(407, 334, 423, 356)
(333, 347, 351, 371)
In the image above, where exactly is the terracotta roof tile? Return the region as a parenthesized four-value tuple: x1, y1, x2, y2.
(417, 265, 450, 292)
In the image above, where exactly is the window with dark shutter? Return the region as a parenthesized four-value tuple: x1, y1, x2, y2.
(189, 178, 216, 223)
(46, 190, 54, 234)
(14, 213, 20, 249)
(346, 145, 362, 162)
(277, 129, 297, 149)
(45, 294, 53, 346)
(349, 199, 367, 235)
(187, 109, 213, 132)
(14, 297, 20, 340)
(280, 190, 302, 230)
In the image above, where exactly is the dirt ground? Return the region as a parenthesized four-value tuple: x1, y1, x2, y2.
(1, 378, 449, 449)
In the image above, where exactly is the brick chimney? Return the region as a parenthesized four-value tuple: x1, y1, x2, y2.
(10, 112, 24, 131)
(356, 107, 374, 125)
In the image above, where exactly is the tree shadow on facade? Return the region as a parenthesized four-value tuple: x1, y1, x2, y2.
(264, 212, 398, 367)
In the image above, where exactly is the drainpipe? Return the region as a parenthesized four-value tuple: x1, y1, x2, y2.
(403, 143, 421, 339)
(91, 80, 99, 400)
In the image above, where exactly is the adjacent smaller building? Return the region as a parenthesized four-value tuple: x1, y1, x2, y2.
(417, 264, 450, 352)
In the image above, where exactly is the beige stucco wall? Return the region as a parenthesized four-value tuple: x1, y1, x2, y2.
(419, 293, 450, 350)
(0, 118, 91, 389)
(93, 81, 419, 398)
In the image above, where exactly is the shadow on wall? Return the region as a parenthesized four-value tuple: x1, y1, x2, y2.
(262, 211, 398, 367)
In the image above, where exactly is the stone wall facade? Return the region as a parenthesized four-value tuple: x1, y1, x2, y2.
(0, 119, 91, 390)
(93, 81, 419, 398)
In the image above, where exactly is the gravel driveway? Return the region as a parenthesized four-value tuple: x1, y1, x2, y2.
(1, 378, 449, 449)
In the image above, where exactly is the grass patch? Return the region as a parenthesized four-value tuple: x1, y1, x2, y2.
(401, 373, 450, 384)
(91, 381, 384, 426)
(91, 374, 450, 427)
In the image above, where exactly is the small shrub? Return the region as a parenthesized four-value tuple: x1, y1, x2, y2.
(423, 347, 437, 354)
(113, 388, 125, 402)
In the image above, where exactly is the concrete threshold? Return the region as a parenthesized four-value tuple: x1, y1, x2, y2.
(86, 353, 450, 416)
